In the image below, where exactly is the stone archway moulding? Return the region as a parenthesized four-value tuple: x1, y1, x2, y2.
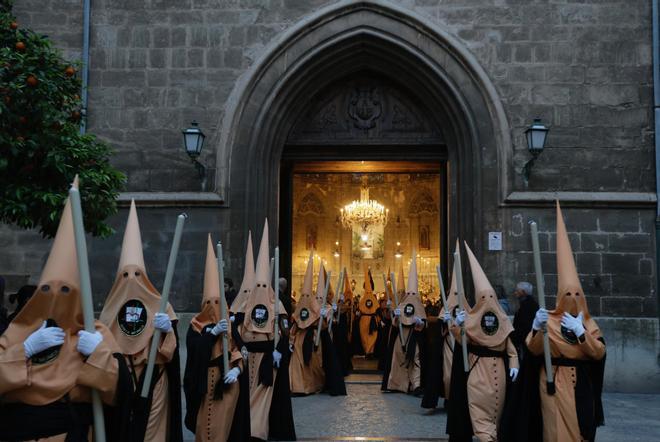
(216, 0, 512, 251)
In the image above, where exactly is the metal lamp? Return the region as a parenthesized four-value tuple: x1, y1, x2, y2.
(522, 118, 549, 183)
(182, 121, 206, 179)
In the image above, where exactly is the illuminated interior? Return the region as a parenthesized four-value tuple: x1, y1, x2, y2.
(290, 162, 443, 300)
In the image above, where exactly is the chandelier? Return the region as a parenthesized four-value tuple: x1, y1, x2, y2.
(340, 184, 389, 233)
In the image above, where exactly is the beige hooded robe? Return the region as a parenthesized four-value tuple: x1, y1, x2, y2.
(525, 202, 605, 442)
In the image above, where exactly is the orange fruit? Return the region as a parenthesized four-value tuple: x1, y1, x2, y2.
(15, 41, 25, 51)
(10, 22, 18, 30)
(26, 75, 38, 87)
(65, 66, 75, 77)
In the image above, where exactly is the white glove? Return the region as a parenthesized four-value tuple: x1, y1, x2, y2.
(154, 312, 172, 333)
(393, 308, 401, 317)
(332, 303, 338, 312)
(386, 299, 392, 307)
(224, 367, 240, 384)
(77, 330, 103, 356)
(339, 295, 344, 302)
(320, 307, 328, 317)
(561, 312, 585, 338)
(24, 321, 65, 358)
(273, 350, 282, 368)
(532, 308, 548, 331)
(414, 316, 423, 326)
(509, 367, 519, 382)
(355, 311, 361, 317)
(289, 343, 294, 353)
(211, 319, 229, 336)
(230, 315, 235, 323)
(455, 309, 466, 326)
(442, 311, 452, 324)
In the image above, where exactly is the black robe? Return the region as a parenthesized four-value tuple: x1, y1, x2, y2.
(421, 319, 445, 408)
(332, 310, 353, 376)
(0, 354, 131, 442)
(105, 326, 183, 442)
(499, 337, 606, 442)
(320, 328, 347, 396)
(375, 309, 392, 371)
(182, 325, 251, 441)
(511, 296, 539, 356)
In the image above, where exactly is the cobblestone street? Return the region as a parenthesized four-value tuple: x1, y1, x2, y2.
(289, 383, 660, 442)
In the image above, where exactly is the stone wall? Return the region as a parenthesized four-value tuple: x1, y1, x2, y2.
(4, 0, 657, 319)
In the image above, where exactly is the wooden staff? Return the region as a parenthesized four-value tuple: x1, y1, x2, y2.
(141, 213, 186, 398)
(530, 221, 555, 394)
(216, 242, 230, 374)
(436, 264, 455, 349)
(269, 257, 274, 283)
(273, 247, 280, 350)
(389, 271, 405, 351)
(314, 270, 331, 347)
(329, 269, 344, 335)
(69, 185, 106, 442)
(453, 251, 469, 372)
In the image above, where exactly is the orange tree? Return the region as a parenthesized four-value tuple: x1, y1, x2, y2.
(0, 0, 124, 237)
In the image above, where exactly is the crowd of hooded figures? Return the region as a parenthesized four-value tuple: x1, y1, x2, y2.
(0, 177, 605, 442)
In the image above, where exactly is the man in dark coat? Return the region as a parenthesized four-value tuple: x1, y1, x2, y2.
(511, 281, 538, 360)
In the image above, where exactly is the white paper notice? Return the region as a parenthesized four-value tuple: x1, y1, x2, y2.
(488, 232, 502, 251)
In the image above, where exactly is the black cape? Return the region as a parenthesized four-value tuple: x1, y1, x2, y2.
(182, 325, 251, 441)
(332, 311, 353, 376)
(421, 320, 446, 408)
(499, 335, 606, 442)
(375, 311, 392, 370)
(320, 328, 347, 396)
(0, 353, 131, 442)
(105, 326, 183, 442)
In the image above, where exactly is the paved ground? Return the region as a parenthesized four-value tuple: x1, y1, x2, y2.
(184, 380, 660, 441)
(292, 383, 660, 442)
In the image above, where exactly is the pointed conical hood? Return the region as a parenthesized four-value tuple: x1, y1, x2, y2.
(231, 231, 255, 313)
(2, 177, 89, 405)
(442, 240, 460, 316)
(39, 181, 79, 288)
(116, 199, 146, 274)
(463, 241, 512, 346)
(406, 251, 419, 295)
(191, 235, 222, 332)
(242, 219, 277, 334)
(464, 242, 496, 299)
(202, 234, 220, 305)
(316, 262, 326, 303)
(342, 268, 354, 302)
(358, 266, 378, 315)
(555, 201, 590, 318)
(302, 251, 314, 296)
(255, 219, 270, 284)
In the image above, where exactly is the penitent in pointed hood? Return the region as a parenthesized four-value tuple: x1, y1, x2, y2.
(358, 266, 378, 315)
(242, 219, 278, 333)
(100, 200, 175, 356)
(554, 201, 590, 318)
(0, 177, 91, 405)
(441, 240, 461, 317)
(230, 231, 255, 314)
(463, 242, 512, 347)
(191, 235, 222, 333)
(398, 252, 426, 325)
(292, 250, 319, 329)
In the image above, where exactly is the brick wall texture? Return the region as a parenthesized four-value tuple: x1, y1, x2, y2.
(4, 0, 657, 316)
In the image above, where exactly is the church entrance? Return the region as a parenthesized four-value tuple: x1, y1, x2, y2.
(281, 160, 447, 376)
